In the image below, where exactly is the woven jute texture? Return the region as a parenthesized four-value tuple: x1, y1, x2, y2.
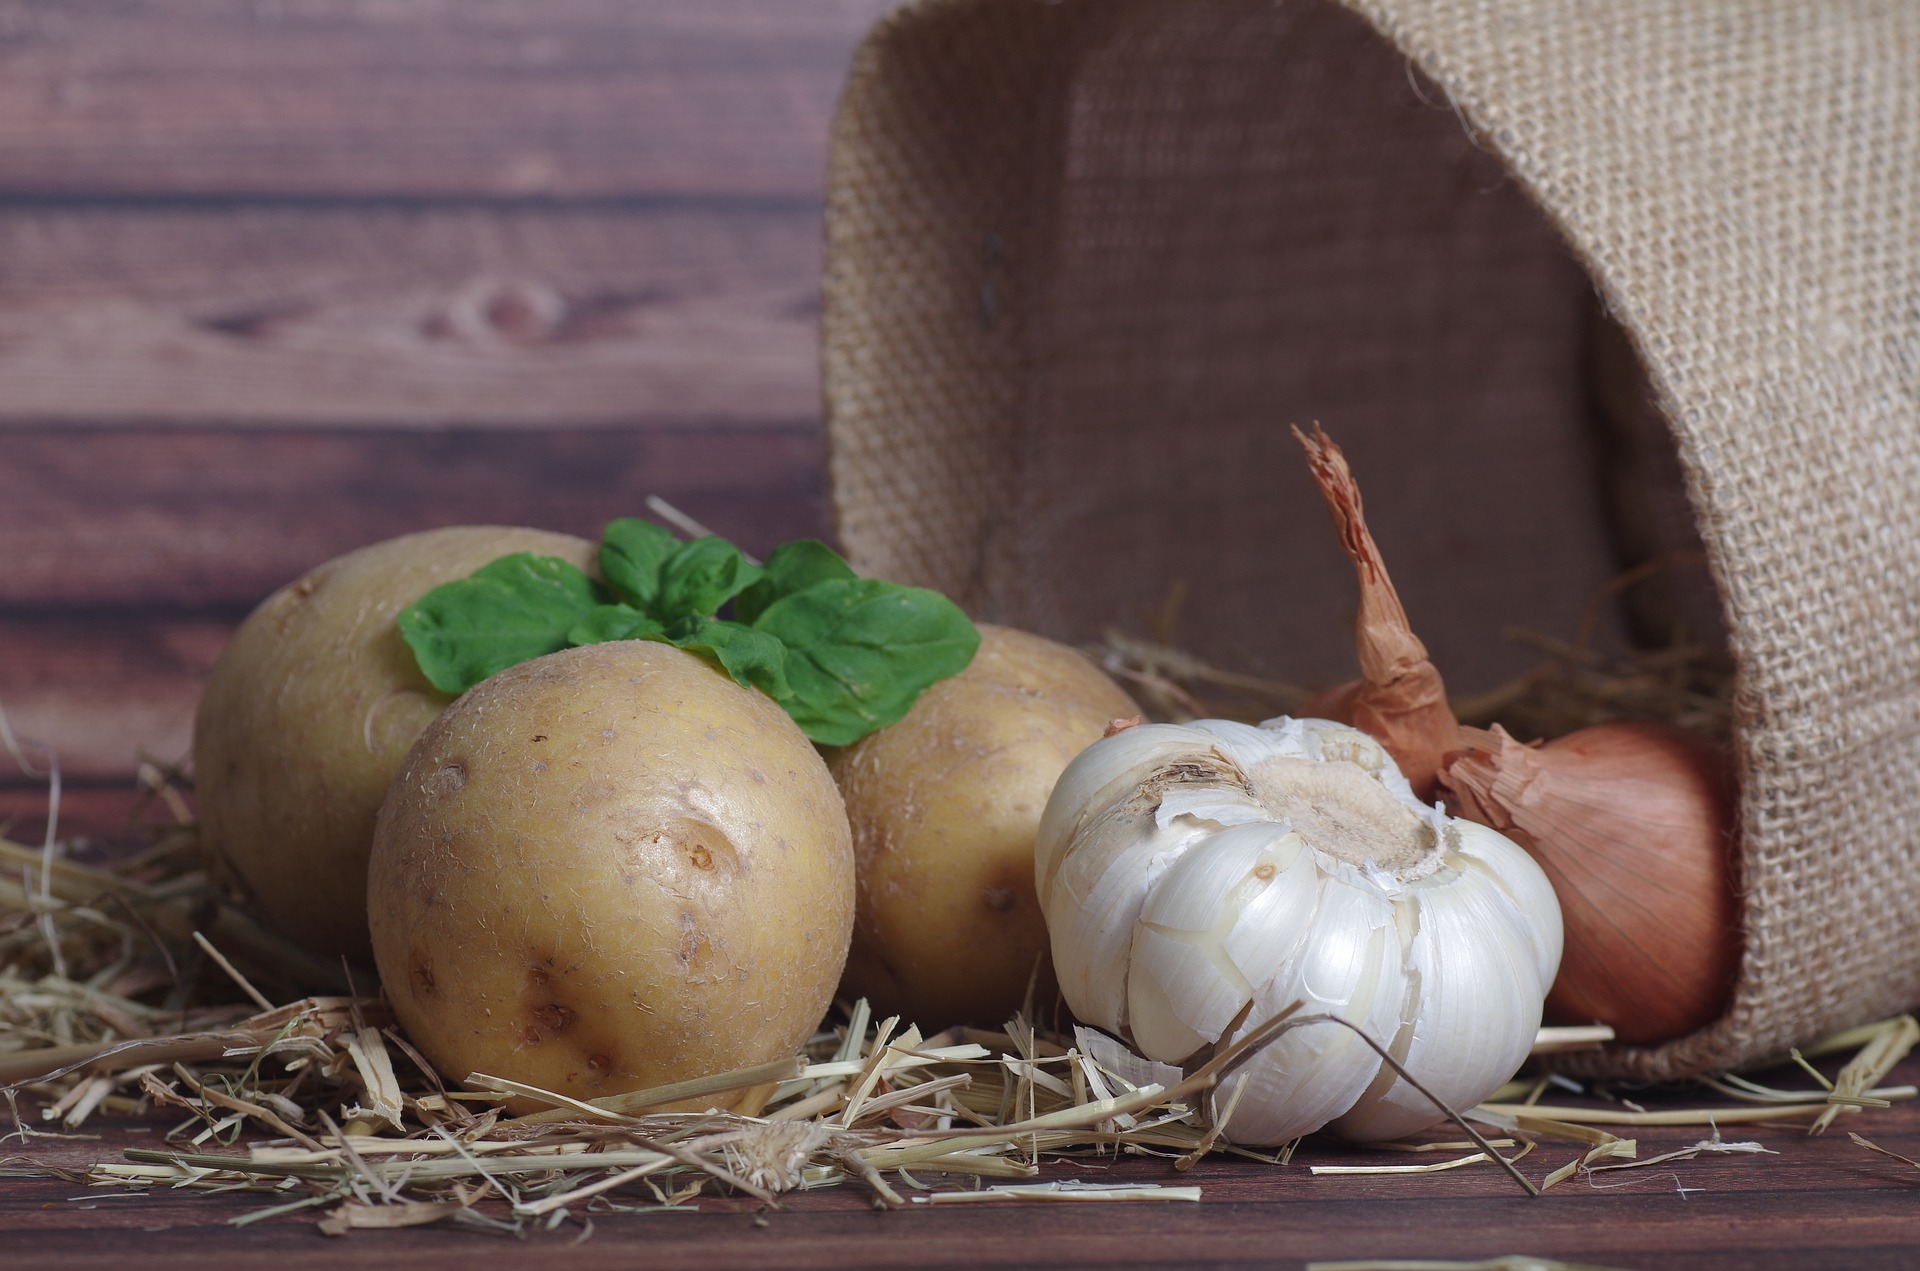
(821, 0, 1920, 1079)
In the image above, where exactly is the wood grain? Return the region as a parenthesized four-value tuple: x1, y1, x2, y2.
(0, 205, 822, 426)
(0, 424, 830, 795)
(0, 0, 863, 809)
(0, 424, 829, 611)
(0, 0, 892, 201)
(0, 616, 226, 788)
(0, 784, 169, 854)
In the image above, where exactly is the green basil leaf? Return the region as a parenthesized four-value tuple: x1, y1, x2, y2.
(734, 539, 858, 625)
(568, 603, 665, 646)
(398, 553, 607, 693)
(599, 518, 682, 609)
(667, 617, 793, 701)
(752, 578, 980, 745)
(656, 536, 764, 622)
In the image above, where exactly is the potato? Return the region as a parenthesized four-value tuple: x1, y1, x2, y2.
(194, 525, 596, 963)
(830, 624, 1139, 1027)
(368, 641, 854, 1107)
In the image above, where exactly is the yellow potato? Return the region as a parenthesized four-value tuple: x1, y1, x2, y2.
(830, 624, 1139, 1027)
(368, 641, 854, 1107)
(193, 525, 596, 963)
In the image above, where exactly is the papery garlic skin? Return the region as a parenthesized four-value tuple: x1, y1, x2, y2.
(1036, 716, 1562, 1146)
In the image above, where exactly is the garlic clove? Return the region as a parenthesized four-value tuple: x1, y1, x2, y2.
(1214, 872, 1405, 1146)
(1218, 834, 1321, 994)
(1126, 822, 1306, 1060)
(1124, 928, 1218, 1061)
(1036, 724, 1211, 898)
(1191, 717, 1306, 762)
(1044, 802, 1213, 1034)
(1448, 819, 1565, 989)
(1330, 864, 1550, 1142)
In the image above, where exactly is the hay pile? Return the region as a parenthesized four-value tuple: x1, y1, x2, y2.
(2, 667, 1911, 1237)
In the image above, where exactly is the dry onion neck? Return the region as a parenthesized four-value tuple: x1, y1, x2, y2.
(1291, 423, 1740, 1048)
(1293, 424, 1460, 799)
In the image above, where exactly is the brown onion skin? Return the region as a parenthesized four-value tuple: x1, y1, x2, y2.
(1441, 721, 1739, 1045)
(1293, 427, 1460, 803)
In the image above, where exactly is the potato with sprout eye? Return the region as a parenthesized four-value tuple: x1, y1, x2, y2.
(830, 625, 1139, 1027)
(193, 525, 597, 964)
(369, 640, 854, 1109)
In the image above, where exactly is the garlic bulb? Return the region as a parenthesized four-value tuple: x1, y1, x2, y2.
(1036, 716, 1562, 1146)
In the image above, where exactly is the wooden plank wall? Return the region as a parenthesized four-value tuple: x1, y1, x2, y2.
(0, 0, 895, 842)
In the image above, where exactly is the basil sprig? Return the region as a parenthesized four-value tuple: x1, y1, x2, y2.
(397, 520, 980, 746)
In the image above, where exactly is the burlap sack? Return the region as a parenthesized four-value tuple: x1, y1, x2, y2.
(820, 0, 1920, 1080)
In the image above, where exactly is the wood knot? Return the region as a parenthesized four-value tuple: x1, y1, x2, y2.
(437, 276, 565, 345)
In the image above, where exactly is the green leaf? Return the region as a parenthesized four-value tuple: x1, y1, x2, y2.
(752, 578, 980, 745)
(734, 539, 858, 625)
(568, 603, 665, 646)
(656, 536, 763, 622)
(397, 522, 979, 744)
(599, 518, 682, 609)
(666, 617, 793, 701)
(398, 553, 607, 693)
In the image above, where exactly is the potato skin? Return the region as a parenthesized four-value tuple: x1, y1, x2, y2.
(193, 525, 596, 964)
(830, 625, 1139, 1027)
(368, 641, 854, 1107)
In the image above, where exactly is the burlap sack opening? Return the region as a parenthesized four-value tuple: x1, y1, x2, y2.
(822, 0, 1920, 1080)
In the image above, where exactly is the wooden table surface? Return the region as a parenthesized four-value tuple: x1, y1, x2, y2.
(3, 3, 1916, 1267)
(8, 1057, 1920, 1270)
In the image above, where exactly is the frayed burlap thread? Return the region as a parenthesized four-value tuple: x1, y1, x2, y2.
(822, 0, 1920, 1080)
